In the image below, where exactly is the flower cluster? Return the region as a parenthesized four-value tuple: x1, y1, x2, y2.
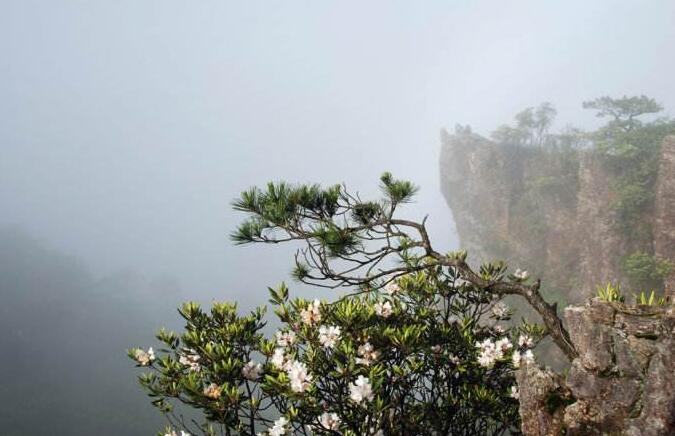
(242, 360, 263, 380)
(286, 360, 312, 393)
(383, 281, 400, 295)
(448, 353, 461, 364)
(178, 348, 201, 372)
(356, 342, 380, 366)
(374, 300, 393, 318)
(514, 268, 529, 280)
(270, 348, 313, 393)
(511, 349, 535, 368)
(164, 430, 191, 436)
(512, 333, 536, 368)
(276, 330, 296, 347)
(318, 325, 341, 348)
(318, 412, 341, 431)
(300, 299, 322, 325)
(518, 334, 534, 348)
(475, 337, 512, 368)
(271, 348, 287, 369)
(133, 347, 155, 366)
(349, 375, 374, 404)
(203, 382, 222, 400)
(263, 416, 289, 436)
(491, 302, 510, 319)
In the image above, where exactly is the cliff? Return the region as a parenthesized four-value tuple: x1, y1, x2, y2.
(440, 132, 675, 305)
(516, 300, 675, 435)
(655, 136, 675, 261)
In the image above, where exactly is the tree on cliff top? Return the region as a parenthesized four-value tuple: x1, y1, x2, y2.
(583, 95, 662, 132)
(491, 102, 557, 147)
(129, 174, 573, 436)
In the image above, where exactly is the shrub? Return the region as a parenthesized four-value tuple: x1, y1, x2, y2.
(130, 273, 536, 435)
(129, 174, 570, 435)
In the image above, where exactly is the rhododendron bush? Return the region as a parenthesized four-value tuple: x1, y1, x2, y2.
(130, 174, 572, 435)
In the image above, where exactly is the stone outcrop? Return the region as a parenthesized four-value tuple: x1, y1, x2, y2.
(654, 136, 675, 261)
(440, 132, 675, 304)
(574, 154, 625, 304)
(516, 364, 569, 436)
(517, 300, 675, 435)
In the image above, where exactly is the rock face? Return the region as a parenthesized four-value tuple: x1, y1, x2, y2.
(516, 364, 568, 436)
(517, 300, 675, 435)
(574, 154, 625, 304)
(655, 136, 675, 261)
(440, 132, 675, 304)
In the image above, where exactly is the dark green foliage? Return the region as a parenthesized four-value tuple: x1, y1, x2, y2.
(230, 182, 344, 244)
(351, 201, 383, 225)
(231, 217, 269, 245)
(622, 251, 674, 291)
(586, 97, 675, 253)
(291, 262, 310, 281)
(583, 95, 662, 132)
(380, 171, 419, 205)
(491, 102, 557, 147)
(312, 223, 360, 257)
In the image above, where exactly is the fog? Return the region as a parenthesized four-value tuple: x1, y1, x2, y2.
(1, 1, 674, 434)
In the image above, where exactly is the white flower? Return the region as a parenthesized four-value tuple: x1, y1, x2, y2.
(512, 349, 535, 368)
(477, 350, 497, 368)
(300, 299, 322, 325)
(491, 302, 509, 318)
(514, 268, 529, 280)
(270, 348, 289, 370)
(286, 360, 313, 393)
(203, 383, 222, 399)
(383, 281, 400, 295)
(512, 350, 522, 368)
(518, 334, 534, 348)
(179, 348, 201, 372)
(242, 360, 263, 380)
(268, 417, 289, 436)
(374, 300, 393, 318)
(448, 353, 460, 364)
(276, 330, 296, 347)
(356, 342, 380, 366)
(318, 412, 341, 431)
(318, 325, 341, 348)
(522, 349, 535, 365)
(475, 337, 510, 368)
(349, 375, 374, 404)
(431, 345, 441, 353)
(493, 325, 506, 334)
(164, 430, 191, 436)
(510, 385, 520, 399)
(495, 337, 512, 353)
(134, 347, 155, 366)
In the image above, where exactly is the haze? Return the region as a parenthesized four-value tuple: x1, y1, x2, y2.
(1, 1, 674, 434)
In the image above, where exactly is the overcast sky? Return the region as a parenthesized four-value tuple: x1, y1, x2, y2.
(2, 1, 675, 304)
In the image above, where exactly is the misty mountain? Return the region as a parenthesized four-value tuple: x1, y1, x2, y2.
(0, 227, 184, 435)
